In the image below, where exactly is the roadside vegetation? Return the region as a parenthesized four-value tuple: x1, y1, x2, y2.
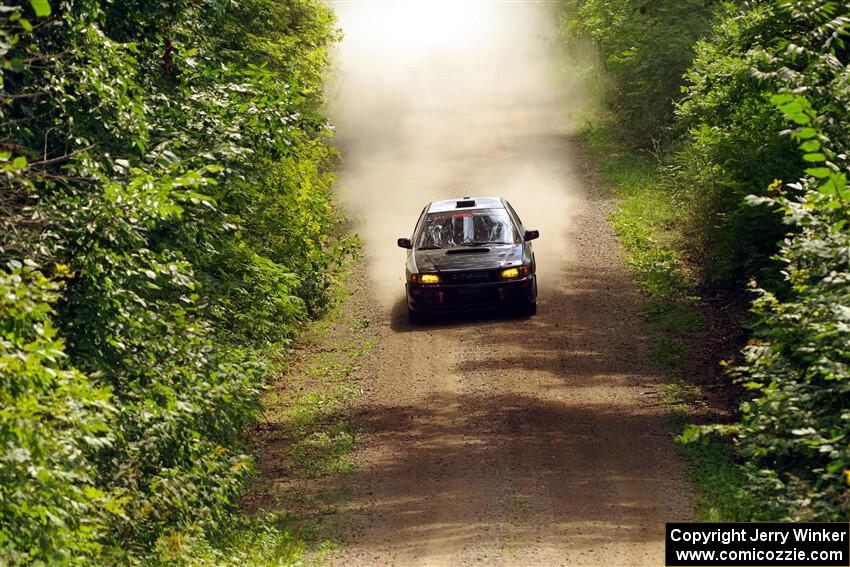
(245, 264, 378, 562)
(0, 0, 354, 564)
(560, 0, 850, 521)
(156, 266, 377, 566)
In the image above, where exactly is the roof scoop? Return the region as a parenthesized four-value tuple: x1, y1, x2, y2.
(455, 199, 476, 208)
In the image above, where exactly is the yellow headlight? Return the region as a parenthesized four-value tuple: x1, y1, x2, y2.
(420, 274, 440, 284)
(500, 268, 520, 279)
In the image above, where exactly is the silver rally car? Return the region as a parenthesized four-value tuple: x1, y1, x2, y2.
(397, 196, 539, 323)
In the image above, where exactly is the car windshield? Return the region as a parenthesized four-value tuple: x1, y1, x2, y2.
(416, 209, 518, 249)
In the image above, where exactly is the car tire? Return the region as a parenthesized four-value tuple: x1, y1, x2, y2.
(524, 301, 537, 317)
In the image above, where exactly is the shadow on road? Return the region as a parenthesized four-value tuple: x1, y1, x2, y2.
(335, 257, 693, 561)
(345, 391, 684, 557)
(388, 295, 533, 334)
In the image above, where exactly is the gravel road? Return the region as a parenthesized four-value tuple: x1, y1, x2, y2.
(325, 2, 693, 565)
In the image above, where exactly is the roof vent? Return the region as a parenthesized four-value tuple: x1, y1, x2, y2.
(456, 199, 475, 208)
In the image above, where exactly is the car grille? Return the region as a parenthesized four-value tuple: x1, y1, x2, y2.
(443, 269, 499, 284)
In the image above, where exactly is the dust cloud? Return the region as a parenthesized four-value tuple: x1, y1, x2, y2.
(327, 0, 594, 307)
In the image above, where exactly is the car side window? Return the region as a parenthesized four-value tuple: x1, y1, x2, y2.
(412, 206, 428, 240)
(503, 200, 524, 233)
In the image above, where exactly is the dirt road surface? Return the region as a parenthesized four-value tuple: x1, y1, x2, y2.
(325, 2, 692, 565)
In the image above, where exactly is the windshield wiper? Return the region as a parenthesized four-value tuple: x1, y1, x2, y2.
(418, 246, 443, 250)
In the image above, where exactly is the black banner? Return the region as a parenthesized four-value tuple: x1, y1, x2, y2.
(666, 523, 850, 567)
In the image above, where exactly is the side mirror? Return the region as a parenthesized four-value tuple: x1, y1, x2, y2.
(524, 229, 540, 242)
(397, 237, 413, 249)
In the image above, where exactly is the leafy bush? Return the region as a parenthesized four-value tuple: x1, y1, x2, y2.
(0, 265, 115, 565)
(671, 1, 804, 287)
(1, 0, 345, 561)
(726, 0, 850, 518)
(561, 0, 718, 144)
(684, 0, 850, 520)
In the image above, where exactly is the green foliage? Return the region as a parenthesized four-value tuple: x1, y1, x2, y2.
(561, 0, 718, 143)
(1, 0, 347, 562)
(671, 2, 803, 287)
(680, 434, 766, 521)
(728, 91, 850, 520)
(685, 0, 850, 520)
(146, 515, 306, 567)
(562, 0, 819, 288)
(0, 264, 115, 565)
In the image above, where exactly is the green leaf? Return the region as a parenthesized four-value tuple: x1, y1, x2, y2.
(799, 140, 820, 152)
(803, 153, 825, 162)
(770, 94, 794, 105)
(806, 167, 831, 179)
(29, 0, 50, 17)
(819, 178, 836, 196)
(677, 424, 703, 444)
(780, 101, 803, 115)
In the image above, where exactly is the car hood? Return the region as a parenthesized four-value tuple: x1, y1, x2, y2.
(413, 244, 524, 272)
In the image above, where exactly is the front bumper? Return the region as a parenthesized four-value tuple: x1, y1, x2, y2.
(406, 276, 536, 313)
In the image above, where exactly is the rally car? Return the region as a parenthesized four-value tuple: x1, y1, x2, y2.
(397, 197, 539, 323)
